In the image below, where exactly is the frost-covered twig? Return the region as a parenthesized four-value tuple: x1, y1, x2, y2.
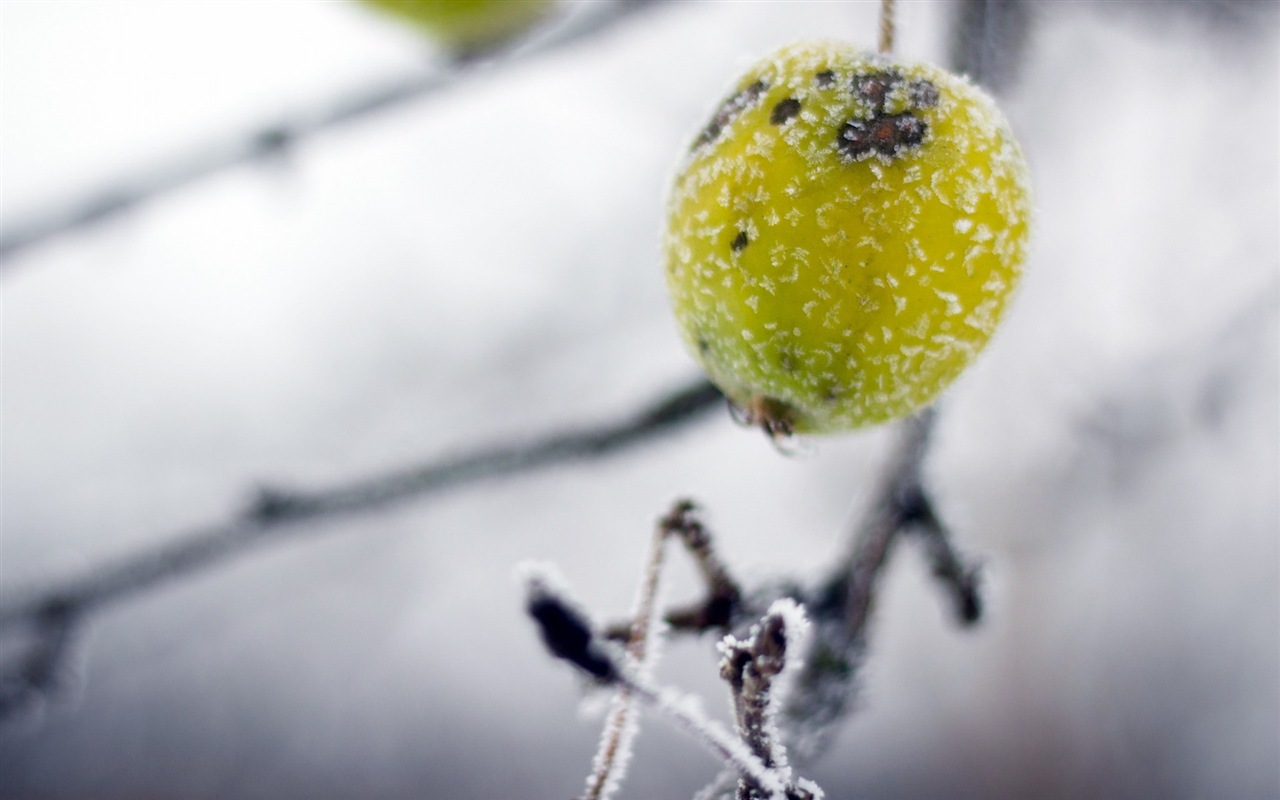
(661, 501, 745, 633)
(0, 377, 722, 723)
(719, 599, 819, 800)
(603, 500, 744, 641)
(524, 573, 821, 799)
(587, 411, 983, 766)
(580, 504, 673, 800)
(0, 0, 662, 267)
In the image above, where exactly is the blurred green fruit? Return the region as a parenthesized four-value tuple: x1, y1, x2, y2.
(359, 0, 554, 51)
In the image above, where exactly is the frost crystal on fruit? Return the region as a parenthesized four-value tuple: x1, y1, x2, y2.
(663, 40, 1032, 435)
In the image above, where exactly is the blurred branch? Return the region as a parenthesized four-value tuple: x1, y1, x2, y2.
(0, 376, 722, 722)
(784, 409, 984, 758)
(0, 0, 663, 268)
(948, 0, 1034, 94)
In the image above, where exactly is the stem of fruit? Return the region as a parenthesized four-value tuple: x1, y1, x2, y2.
(878, 0, 897, 55)
(733, 395, 796, 440)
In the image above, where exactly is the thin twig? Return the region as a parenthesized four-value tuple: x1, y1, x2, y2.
(878, 0, 897, 55)
(622, 678, 786, 798)
(0, 377, 722, 722)
(0, 0, 662, 267)
(525, 566, 789, 798)
(837, 408, 939, 640)
(906, 493, 982, 624)
(581, 504, 674, 800)
(719, 600, 816, 800)
(0, 604, 79, 720)
(602, 501, 743, 641)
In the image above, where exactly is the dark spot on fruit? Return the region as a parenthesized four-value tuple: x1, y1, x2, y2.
(814, 69, 836, 87)
(852, 70, 901, 112)
(837, 71, 933, 162)
(837, 112, 927, 159)
(694, 79, 768, 149)
(770, 97, 802, 125)
(731, 230, 750, 252)
(697, 336, 711, 355)
(908, 79, 940, 108)
(853, 71, 939, 115)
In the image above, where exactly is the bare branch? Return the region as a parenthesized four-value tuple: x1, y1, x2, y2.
(0, 603, 79, 721)
(835, 408, 942, 641)
(784, 408, 985, 758)
(0, 0, 664, 268)
(0, 377, 722, 722)
(906, 492, 982, 625)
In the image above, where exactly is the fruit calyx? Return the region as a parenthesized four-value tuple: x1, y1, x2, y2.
(728, 395, 798, 440)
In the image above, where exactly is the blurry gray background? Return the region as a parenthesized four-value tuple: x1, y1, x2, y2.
(1, 1, 1277, 798)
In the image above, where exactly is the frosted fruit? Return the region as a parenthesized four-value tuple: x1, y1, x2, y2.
(664, 40, 1032, 436)
(359, 0, 553, 50)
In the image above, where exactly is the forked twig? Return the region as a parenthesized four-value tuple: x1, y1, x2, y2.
(526, 565, 823, 799)
(603, 501, 744, 642)
(782, 409, 982, 758)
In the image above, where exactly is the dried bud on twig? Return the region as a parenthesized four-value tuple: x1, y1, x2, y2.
(523, 567, 619, 683)
(718, 599, 820, 800)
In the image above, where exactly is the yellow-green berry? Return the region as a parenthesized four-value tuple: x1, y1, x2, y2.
(663, 40, 1032, 436)
(359, 0, 554, 51)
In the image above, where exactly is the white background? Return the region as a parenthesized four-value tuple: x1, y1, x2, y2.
(1, 1, 1277, 798)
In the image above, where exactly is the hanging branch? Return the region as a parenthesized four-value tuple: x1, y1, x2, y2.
(0, 376, 722, 722)
(0, 0, 663, 267)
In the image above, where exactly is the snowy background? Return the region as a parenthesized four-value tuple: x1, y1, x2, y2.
(1, 1, 1277, 798)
